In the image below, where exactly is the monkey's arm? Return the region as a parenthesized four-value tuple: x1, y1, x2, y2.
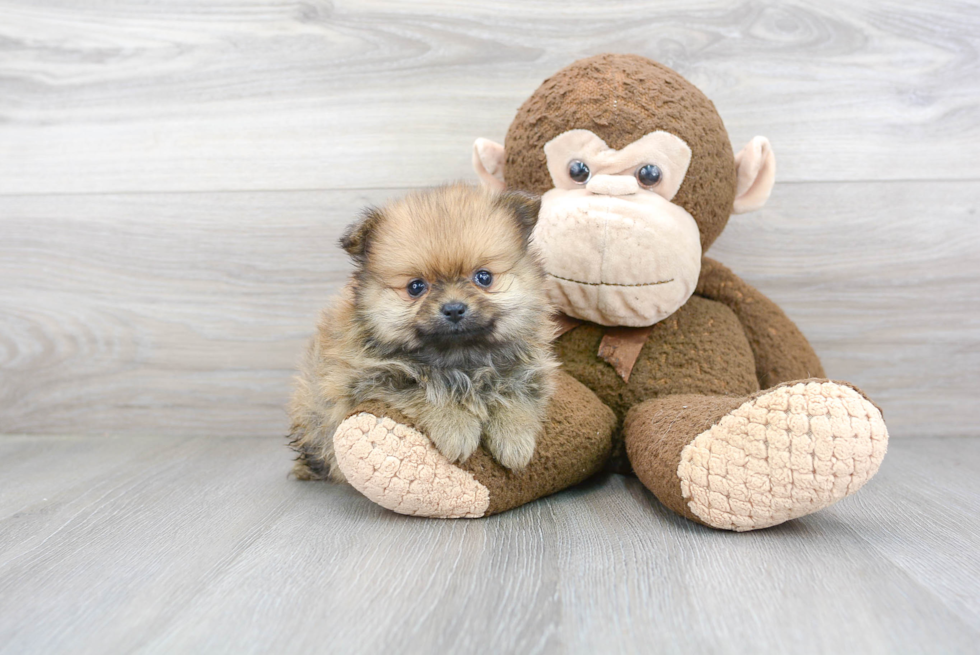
(695, 257, 825, 388)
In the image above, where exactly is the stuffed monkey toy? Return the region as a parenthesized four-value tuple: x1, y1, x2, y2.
(323, 54, 888, 531)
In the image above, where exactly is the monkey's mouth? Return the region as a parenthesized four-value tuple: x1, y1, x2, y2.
(547, 272, 674, 288)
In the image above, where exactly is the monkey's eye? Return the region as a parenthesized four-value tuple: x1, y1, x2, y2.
(568, 160, 591, 184)
(636, 164, 663, 188)
(406, 279, 428, 298)
(473, 269, 493, 288)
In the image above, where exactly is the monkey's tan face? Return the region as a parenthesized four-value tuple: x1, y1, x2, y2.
(533, 129, 702, 327)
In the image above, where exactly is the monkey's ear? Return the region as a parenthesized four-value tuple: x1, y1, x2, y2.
(472, 138, 507, 191)
(339, 207, 384, 259)
(733, 136, 776, 214)
(496, 190, 541, 241)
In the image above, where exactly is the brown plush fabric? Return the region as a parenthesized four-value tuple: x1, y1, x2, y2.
(504, 53, 737, 251)
(554, 295, 760, 425)
(696, 257, 826, 388)
(459, 371, 617, 515)
(554, 295, 759, 474)
(623, 394, 746, 525)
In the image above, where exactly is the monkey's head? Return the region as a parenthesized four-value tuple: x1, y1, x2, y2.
(473, 54, 775, 327)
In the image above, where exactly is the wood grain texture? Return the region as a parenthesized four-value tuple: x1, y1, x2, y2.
(1, 3, 977, 652)
(2, 182, 977, 438)
(0, 0, 978, 194)
(0, 434, 978, 654)
(0, 189, 387, 435)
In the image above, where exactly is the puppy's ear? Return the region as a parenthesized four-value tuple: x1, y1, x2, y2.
(495, 191, 541, 242)
(340, 207, 385, 260)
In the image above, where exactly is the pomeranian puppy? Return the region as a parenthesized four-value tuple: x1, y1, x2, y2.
(288, 183, 557, 483)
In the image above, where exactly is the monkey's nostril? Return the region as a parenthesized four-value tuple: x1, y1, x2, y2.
(441, 302, 467, 324)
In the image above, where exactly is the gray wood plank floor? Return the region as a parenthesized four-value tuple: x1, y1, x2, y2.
(0, 435, 978, 654)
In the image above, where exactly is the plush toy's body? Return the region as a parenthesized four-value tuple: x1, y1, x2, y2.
(320, 54, 888, 531)
(557, 292, 760, 426)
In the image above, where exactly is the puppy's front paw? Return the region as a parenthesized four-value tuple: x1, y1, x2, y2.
(422, 410, 482, 464)
(484, 421, 538, 471)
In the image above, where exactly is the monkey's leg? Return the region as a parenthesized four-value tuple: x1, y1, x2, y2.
(623, 380, 888, 531)
(330, 371, 616, 518)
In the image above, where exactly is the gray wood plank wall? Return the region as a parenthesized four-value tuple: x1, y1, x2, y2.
(1, 0, 978, 438)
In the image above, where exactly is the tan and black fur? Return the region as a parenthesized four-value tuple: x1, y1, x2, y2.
(288, 184, 557, 482)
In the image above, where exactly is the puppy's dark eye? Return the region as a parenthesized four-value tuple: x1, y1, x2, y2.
(473, 269, 493, 288)
(568, 160, 591, 184)
(636, 164, 662, 188)
(406, 279, 428, 298)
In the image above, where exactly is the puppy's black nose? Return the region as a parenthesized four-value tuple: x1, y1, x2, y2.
(441, 302, 467, 324)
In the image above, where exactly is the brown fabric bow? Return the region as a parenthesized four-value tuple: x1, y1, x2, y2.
(553, 314, 653, 383)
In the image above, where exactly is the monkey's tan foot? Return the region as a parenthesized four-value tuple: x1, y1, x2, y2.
(624, 380, 888, 532)
(333, 411, 490, 518)
(332, 371, 616, 518)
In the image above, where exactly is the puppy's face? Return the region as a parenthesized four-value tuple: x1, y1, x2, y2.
(342, 184, 544, 355)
